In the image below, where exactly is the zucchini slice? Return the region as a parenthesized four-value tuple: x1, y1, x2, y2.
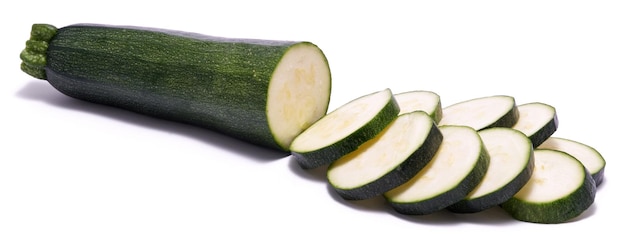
(394, 90, 443, 123)
(438, 95, 519, 130)
(511, 102, 559, 148)
(290, 89, 400, 169)
(384, 125, 489, 215)
(327, 111, 443, 200)
(537, 137, 606, 186)
(20, 23, 332, 151)
(501, 149, 596, 224)
(448, 127, 534, 213)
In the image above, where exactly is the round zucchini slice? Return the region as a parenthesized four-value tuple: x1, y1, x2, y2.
(537, 137, 606, 186)
(394, 90, 443, 123)
(438, 95, 519, 130)
(500, 149, 596, 224)
(511, 102, 559, 148)
(327, 111, 443, 200)
(448, 128, 534, 213)
(384, 125, 489, 215)
(290, 89, 400, 169)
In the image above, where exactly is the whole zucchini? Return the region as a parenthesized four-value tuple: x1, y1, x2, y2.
(20, 23, 332, 151)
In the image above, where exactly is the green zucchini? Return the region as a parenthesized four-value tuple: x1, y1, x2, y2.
(20, 23, 332, 151)
(327, 111, 443, 200)
(438, 95, 519, 130)
(384, 125, 489, 215)
(511, 102, 559, 148)
(394, 90, 443, 123)
(448, 127, 534, 213)
(500, 149, 596, 224)
(537, 137, 606, 186)
(290, 89, 400, 169)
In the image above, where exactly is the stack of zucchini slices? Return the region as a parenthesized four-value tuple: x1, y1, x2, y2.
(291, 89, 605, 224)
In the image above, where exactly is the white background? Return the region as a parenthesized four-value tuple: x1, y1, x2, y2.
(1, 1, 623, 246)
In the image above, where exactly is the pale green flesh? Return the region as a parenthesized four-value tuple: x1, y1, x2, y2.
(512, 102, 556, 137)
(514, 150, 585, 203)
(439, 95, 514, 130)
(464, 128, 532, 199)
(537, 137, 605, 176)
(384, 125, 482, 202)
(327, 111, 433, 189)
(267, 43, 331, 150)
(394, 90, 441, 119)
(289, 89, 393, 152)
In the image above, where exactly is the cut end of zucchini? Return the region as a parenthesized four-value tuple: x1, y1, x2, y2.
(20, 24, 58, 80)
(501, 149, 596, 224)
(439, 95, 518, 130)
(290, 88, 399, 169)
(394, 90, 443, 123)
(267, 42, 332, 150)
(328, 111, 443, 200)
(512, 102, 558, 148)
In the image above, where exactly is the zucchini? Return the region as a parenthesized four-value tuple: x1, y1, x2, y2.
(500, 149, 596, 224)
(20, 23, 332, 151)
(327, 111, 443, 200)
(511, 102, 559, 148)
(438, 95, 519, 130)
(384, 125, 489, 215)
(394, 90, 443, 123)
(537, 137, 606, 186)
(290, 89, 399, 169)
(448, 127, 534, 213)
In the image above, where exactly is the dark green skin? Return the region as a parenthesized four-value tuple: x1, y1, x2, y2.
(332, 120, 444, 201)
(387, 139, 490, 215)
(292, 93, 401, 169)
(447, 149, 534, 214)
(528, 113, 559, 148)
(592, 167, 605, 187)
(431, 100, 443, 124)
(22, 24, 324, 151)
(483, 103, 519, 130)
(500, 168, 596, 224)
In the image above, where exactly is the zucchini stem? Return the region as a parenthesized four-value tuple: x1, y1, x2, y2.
(20, 24, 57, 80)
